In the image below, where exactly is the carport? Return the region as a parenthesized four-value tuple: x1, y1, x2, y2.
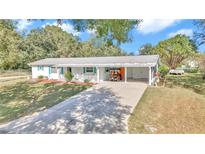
(125, 66, 154, 85)
(98, 64, 158, 85)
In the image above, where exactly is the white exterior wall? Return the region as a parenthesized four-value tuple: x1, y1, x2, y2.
(71, 67, 97, 82)
(99, 67, 104, 82)
(127, 67, 149, 79)
(32, 66, 49, 78)
(32, 66, 97, 82)
(32, 65, 158, 85)
(99, 67, 108, 82)
(50, 68, 60, 80)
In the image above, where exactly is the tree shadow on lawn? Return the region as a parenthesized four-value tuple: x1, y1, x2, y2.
(0, 81, 90, 123)
(0, 87, 132, 134)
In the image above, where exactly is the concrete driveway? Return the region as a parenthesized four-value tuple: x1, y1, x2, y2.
(0, 82, 147, 134)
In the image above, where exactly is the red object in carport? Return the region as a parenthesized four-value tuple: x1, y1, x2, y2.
(120, 67, 125, 80)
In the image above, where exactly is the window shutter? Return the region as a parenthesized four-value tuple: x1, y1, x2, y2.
(37, 66, 40, 71)
(83, 67, 85, 73)
(49, 67, 51, 74)
(61, 67, 64, 74)
(93, 67, 96, 73)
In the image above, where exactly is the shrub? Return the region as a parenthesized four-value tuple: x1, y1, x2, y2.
(159, 65, 169, 78)
(84, 79, 90, 83)
(64, 71, 74, 81)
(184, 68, 199, 73)
(203, 74, 205, 80)
(37, 75, 44, 79)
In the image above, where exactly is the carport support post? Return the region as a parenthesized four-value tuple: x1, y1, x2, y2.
(124, 67, 127, 83)
(97, 67, 100, 83)
(149, 66, 152, 85)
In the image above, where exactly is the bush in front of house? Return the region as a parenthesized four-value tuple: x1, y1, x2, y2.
(84, 79, 90, 83)
(202, 74, 205, 80)
(159, 65, 169, 78)
(64, 71, 74, 81)
(37, 75, 44, 79)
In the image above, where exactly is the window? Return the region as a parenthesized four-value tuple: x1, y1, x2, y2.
(37, 66, 44, 71)
(86, 67, 94, 73)
(51, 67, 57, 73)
(83, 67, 96, 74)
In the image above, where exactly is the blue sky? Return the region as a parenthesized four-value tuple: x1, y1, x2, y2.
(16, 19, 205, 54)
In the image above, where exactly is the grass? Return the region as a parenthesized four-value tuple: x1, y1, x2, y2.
(128, 87, 205, 133)
(0, 79, 91, 124)
(165, 73, 205, 95)
(128, 73, 205, 134)
(0, 69, 30, 77)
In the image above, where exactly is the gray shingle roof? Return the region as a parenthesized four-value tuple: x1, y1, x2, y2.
(29, 55, 159, 67)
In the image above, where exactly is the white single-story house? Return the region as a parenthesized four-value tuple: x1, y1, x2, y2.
(29, 55, 160, 85)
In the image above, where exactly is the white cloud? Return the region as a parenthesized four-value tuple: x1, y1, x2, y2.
(168, 29, 193, 38)
(86, 29, 96, 35)
(138, 19, 180, 34)
(43, 22, 81, 36)
(17, 19, 32, 31)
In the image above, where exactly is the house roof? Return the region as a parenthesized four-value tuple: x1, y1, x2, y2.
(29, 55, 160, 67)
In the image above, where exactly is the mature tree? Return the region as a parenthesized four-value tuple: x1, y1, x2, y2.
(98, 45, 126, 56)
(29, 19, 142, 46)
(154, 34, 197, 69)
(74, 40, 126, 57)
(139, 43, 154, 55)
(0, 20, 23, 69)
(194, 19, 205, 46)
(19, 25, 80, 63)
(0, 19, 135, 69)
(71, 19, 141, 46)
(19, 25, 126, 67)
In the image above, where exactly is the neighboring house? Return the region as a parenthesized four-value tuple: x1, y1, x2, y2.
(29, 55, 160, 85)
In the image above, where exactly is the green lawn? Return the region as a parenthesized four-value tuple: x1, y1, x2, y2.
(0, 69, 30, 77)
(128, 73, 205, 134)
(0, 79, 91, 124)
(165, 73, 205, 95)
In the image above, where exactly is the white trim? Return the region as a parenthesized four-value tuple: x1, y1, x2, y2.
(96, 67, 100, 83)
(54, 63, 158, 68)
(124, 67, 127, 83)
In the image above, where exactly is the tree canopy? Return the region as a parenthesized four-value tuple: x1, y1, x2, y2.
(71, 19, 141, 46)
(138, 43, 154, 55)
(194, 19, 205, 46)
(0, 20, 23, 69)
(154, 34, 197, 69)
(0, 20, 128, 70)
